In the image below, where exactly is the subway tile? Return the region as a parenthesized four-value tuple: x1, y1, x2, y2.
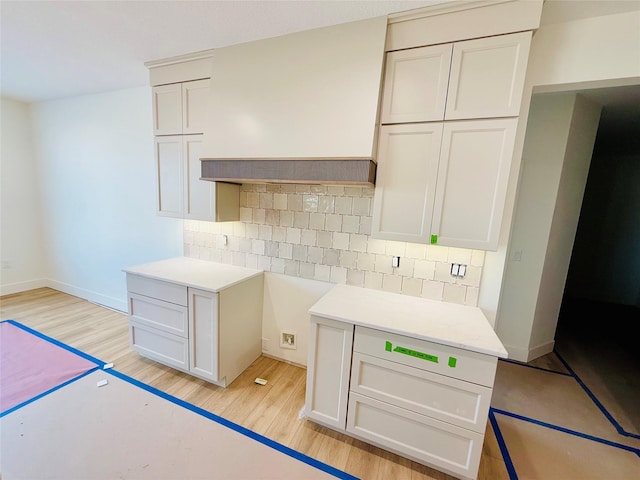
(259, 225, 273, 241)
(258, 256, 272, 271)
(299, 262, 316, 279)
(301, 229, 317, 246)
(209, 248, 222, 263)
(362, 187, 374, 198)
(347, 269, 365, 287)
(327, 185, 345, 196)
(356, 252, 376, 272)
(310, 185, 327, 195)
(260, 192, 273, 209)
(221, 222, 235, 235)
(402, 277, 423, 297)
(345, 186, 363, 197)
(245, 223, 259, 239)
(367, 238, 386, 255)
(266, 184, 281, 193)
(292, 244, 307, 261)
(364, 271, 383, 290)
(294, 212, 310, 229)
(333, 232, 350, 250)
(240, 184, 255, 192)
(308, 246, 324, 264)
(317, 231, 332, 248)
(251, 239, 265, 256)
(184, 231, 194, 245)
(253, 209, 266, 224)
(233, 222, 246, 237)
(288, 194, 303, 212)
(232, 251, 246, 267)
(342, 215, 360, 234)
(279, 210, 294, 227)
(324, 249, 340, 266)
(330, 266, 347, 284)
(239, 207, 253, 222)
(386, 240, 406, 257)
(395, 257, 414, 277)
(339, 250, 358, 269)
(309, 213, 326, 230)
(303, 195, 319, 213)
(286, 227, 302, 244)
(465, 287, 479, 306)
(460, 265, 482, 287)
(374, 254, 394, 274)
(325, 214, 343, 232)
(471, 249, 485, 267)
(280, 184, 297, 193)
(335, 197, 353, 214)
(246, 192, 260, 208)
(434, 261, 456, 283)
(246, 254, 259, 269)
(271, 257, 285, 274)
(352, 197, 371, 216)
(265, 241, 279, 257)
(405, 243, 427, 260)
(350, 234, 368, 252)
(273, 193, 288, 210)
(426, 245, 449, 262)
(240, 238, 252, 253)
(284, 260, 299, 276)
(358, 216, 372, 235)
(414, 260, 436, 280)
(443, 283, 466, 305)
(318, 196, 335, 214)
(255, 185, 267, 193)
(314, 264, 331, 282)
(272, 227, 286, 242)
(296, 185, 311, 194)
(382, 274, 403, 294)
(279, 243, 293, 260)
(421, 280, 444, 301)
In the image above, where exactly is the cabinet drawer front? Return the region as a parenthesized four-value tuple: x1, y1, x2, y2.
(347, 392, 483, 479)
(126, 274, 187, 306)
(351, 352, 491, 433)
(129, 293, 188, 338)
(354, 326, 497, 387)
(129, 321, 189, 371)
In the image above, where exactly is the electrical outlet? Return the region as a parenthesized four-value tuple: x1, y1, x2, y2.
(392, 256, 400, 268)
(280, 331, 297, 350)
(450, 263, 467, 278)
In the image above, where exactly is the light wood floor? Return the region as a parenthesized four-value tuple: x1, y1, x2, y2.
(1, 287, 511, 480)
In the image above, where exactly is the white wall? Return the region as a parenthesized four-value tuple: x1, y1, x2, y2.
(484, 10, 639, 360)
(29, 87, 183, 311)
(0, 98, 47, 294)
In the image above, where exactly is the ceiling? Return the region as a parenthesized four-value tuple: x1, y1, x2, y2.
(0, 0, 451, 103)
(1, 0, 638, 115)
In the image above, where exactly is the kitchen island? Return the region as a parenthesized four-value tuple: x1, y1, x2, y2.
(123, 257, 263, 387)
(305, 284, 507, 480)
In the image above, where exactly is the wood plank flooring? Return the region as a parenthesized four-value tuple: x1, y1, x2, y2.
(0, 288, 510, 480)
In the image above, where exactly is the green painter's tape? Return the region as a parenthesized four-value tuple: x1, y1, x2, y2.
(392, 345, 438, 363)
(430, 234, 438, 244)
(448, 356, 457, 368)
(385, 341, 392, 352)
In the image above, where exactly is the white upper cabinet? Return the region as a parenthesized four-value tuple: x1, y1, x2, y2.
(445, 31, 532, 120)
(431, 118, 518, 250)
(153, 79, 209, 135)
(153, 83, 182, 135)
(380, 44, 452, 124)
(155, 136, 184, 217)
(372, 123, 443, 243)
(182, 79, 209, 134)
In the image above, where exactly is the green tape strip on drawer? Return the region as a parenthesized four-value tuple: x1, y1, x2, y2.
(385, 341, 458, 368)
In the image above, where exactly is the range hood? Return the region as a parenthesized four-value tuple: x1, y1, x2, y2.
(200, 16, 387, 186)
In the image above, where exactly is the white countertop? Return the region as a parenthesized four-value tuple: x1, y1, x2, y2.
(123, 257, 263, 292)
(309, 284, 508, 358)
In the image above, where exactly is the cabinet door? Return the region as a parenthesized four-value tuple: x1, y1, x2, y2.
(188, 288, 219, 382)
(371, 123, 443, 243)
(305, 315, 354, 431)
(380, 44, 452, 124)
(445, 31, 531, 120)
(183, 135, 214, 221)
(431, 118, 517, 250)
(155, 136, 183, 217)
(152, 83, 182, 135)
(182, 80, 209, 134)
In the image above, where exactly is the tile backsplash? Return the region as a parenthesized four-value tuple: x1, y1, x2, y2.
(184, 184, 484, 305)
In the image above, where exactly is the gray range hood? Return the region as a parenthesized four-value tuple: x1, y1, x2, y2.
(199, 16, 387, 186)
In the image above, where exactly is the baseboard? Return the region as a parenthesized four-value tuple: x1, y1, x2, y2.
(46, 279, 127, 313)
(502, 340, 555, 363)
(261, 352, 307, 369)
(0, 278, 49, 297)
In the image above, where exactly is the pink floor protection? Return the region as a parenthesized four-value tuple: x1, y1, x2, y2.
(0, 321, 99, 413)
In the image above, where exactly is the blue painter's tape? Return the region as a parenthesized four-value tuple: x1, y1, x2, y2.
(3, 319, 106, 367)
(498, 357, 572, 376)
(106, 369, 360, 480)
(554, 349, 640, 441)
(0, 367, 99, 417)
(489, 408, 519, 480)
(492, 408, 640, 457)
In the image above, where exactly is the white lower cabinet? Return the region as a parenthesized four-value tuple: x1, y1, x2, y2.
(126, 271, 263, 387)
(305, 322, 498, 480)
